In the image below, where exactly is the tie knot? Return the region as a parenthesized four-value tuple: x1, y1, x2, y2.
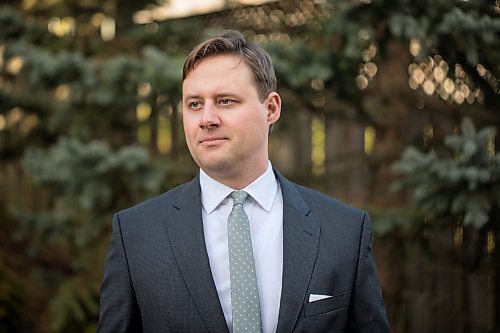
(230, 190, 248, 206)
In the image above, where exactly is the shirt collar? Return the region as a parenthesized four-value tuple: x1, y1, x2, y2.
(199, 161, 278, 214)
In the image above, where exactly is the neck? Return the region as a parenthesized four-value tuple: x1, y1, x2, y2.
(204, 160, 269, 190)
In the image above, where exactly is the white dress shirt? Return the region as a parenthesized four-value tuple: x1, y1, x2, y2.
(200, 162, 283, 333)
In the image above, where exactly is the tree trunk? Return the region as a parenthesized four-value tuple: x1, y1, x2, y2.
(462, 226, 471, 333)
(494, 205, 500, 333)
(150, 102, 159, 156)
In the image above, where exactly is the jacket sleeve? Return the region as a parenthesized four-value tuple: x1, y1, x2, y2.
(347, 212, 390, 333)
(97, 213, 143, 333)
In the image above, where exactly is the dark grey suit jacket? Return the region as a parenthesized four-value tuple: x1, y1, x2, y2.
(98, 171, 389, 332)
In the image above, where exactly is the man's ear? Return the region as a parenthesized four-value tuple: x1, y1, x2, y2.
(265, 92, 281, 125)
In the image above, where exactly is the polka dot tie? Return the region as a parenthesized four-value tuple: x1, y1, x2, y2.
(228, 190, 262, 333)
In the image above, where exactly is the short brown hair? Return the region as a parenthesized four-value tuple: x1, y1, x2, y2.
(182, 30, 277, 101)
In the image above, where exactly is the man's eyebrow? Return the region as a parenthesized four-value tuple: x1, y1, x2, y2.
(184, 93, 242, 102)
(215, 93, 242, 99)
(183, 95, 201, 102)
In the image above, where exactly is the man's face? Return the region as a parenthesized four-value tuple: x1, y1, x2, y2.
(182, 54, 280, 185)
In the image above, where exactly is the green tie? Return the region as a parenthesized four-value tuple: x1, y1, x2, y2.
(228, 190, 262, 333)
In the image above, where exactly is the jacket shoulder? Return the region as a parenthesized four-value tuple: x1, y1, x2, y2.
(116, 177, 199, 225)
(293, 182, 367, 221)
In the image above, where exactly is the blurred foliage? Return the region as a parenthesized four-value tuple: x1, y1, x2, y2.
(393, 118, 499, 228)
(264, 0, 500, 122)
(391, 117, 500, 332)
(0, 26, 184, 157)
(16, 138, 165, 332)
(20, 138, 164, 251)
(0, 2, 194, 332)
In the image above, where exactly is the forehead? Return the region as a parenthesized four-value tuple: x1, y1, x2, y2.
(182, 54, 256, 93)
(187, 54, 246, 76)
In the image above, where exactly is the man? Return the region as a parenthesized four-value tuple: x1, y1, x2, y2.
(98, 30, 389, 333)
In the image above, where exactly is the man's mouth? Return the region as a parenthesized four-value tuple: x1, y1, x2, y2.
(199, 137, 228, 146)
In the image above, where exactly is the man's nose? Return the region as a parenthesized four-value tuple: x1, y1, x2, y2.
(199, 101, 220, 129)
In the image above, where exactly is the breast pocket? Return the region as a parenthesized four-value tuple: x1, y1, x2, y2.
(304, 291, 349, 317)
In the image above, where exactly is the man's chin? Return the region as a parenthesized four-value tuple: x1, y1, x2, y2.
(199, 160, 236, 177)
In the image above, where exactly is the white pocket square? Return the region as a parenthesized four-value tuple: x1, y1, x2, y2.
(308, 294, 333, 302)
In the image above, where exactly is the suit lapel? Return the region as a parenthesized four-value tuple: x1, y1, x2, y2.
(163, 172, 320, 333)
(164, 176, 229, 333)
(275, 172, 321, 333)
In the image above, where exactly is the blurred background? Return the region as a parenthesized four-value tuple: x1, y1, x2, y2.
(0, 0, 499, 332)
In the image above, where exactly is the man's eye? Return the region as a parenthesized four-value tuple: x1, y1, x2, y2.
(219, 99, 233, 105)
(189, 101, 201, 108)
